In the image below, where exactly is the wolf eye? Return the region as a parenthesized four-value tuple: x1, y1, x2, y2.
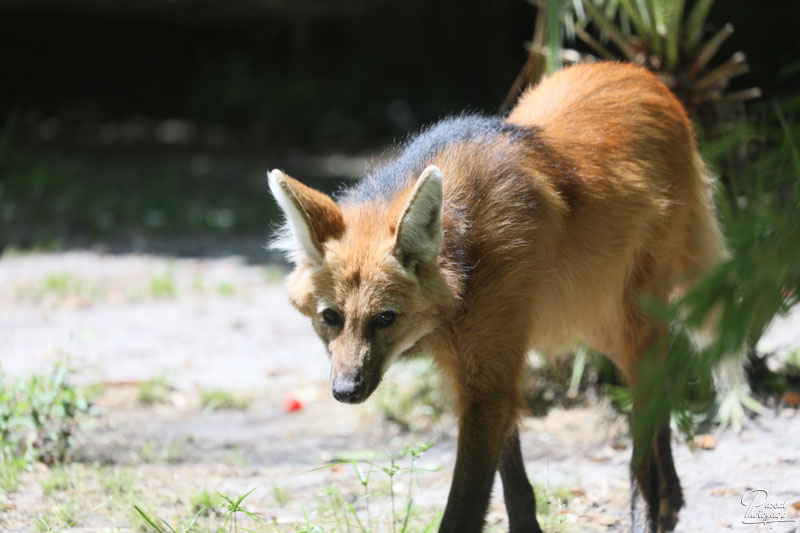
(322, 308, 343, 327)
(375, 310, 396, 328)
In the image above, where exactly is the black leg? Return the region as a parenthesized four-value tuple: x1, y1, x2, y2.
(630, 415, 683, 533)
(655, 424, 683, 532)
(498, 427, 542, 533)
(439, 401, 512, 533)
(630, 445, 659, 533)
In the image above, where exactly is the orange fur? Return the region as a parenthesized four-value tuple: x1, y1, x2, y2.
(269, 62, 726, 533)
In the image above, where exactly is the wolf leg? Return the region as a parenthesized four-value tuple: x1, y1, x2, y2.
(498, 426, 542, 533)
(439, 398, 516, 533)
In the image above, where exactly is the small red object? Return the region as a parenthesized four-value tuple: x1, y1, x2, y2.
(282, 394, 303, 412)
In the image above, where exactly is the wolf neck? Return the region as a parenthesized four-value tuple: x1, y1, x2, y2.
(340, 114, 536, 207)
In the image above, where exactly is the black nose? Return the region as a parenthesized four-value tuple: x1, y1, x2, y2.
(332, 373, 367, 404)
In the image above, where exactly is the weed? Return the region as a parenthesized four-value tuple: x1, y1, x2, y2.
(308, 441, 438, 533)
(200, 389, 249, 411)
(535, 484, 576, 531)
(149, 267, 177, 299)
(135, 488, 260, 533)
(2, 239, 63, 258)
(132, 443, 440, 533)
(0, 456, 23, 492)
(28, 271, 102, 303)
(190, 488, 220, 516)
(80, 381, 107, 404)
(216, 282, 235, 296)
(32, 514, 55, 532)
(57, 496, 81, 525)
(138, 377, 172, 405)
(33, 495, 111, 532)
(100, 467, 136, 498)
(42, 465, 72, 495)
(271, 484, 288, 508)
(42, 272, 79, 295)
(0, 363, 92, 476)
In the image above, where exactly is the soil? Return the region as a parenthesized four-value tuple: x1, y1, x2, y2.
(1, 250, 798, 532)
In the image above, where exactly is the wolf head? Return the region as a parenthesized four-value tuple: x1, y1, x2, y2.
(268, 166, 452, 404)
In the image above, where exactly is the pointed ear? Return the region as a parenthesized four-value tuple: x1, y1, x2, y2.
(268, 169, 344, 265)
(393, 165, 443, 267)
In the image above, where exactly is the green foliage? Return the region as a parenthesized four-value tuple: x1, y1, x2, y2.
(0, 363, 92, 483)
(0, 115, 283, 245)
(149, 267, 177, 299)
(138, 377, 172, 405)
(41, 465, 73, 495)
(215, 282, 235, 296)
(271, 484, 289, 508)
(132, 443, 440, 533)
(135, 488, 259, 533)
(510, 0, 759, 115)
(631, 101, 800, 445)
(200, 389, 249, 411)
(306, 442, 438, 533)
(190, 488, 221, 517)
(534, 484, 577, 531)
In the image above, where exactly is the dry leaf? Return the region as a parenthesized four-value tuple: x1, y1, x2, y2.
(693, 434, 717, 450)
(780, 392, 800, 407)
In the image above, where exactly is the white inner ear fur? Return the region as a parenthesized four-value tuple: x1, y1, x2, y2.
(394, 165, 444, 265)
(268, 169, 323, 265)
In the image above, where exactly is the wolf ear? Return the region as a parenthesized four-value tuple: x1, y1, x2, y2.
(268, 169, 345, 265)
(393, 165, 443, 267)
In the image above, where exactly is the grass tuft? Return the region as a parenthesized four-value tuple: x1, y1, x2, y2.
(138, 377, 172, 405)
(200, 388, 249, 411)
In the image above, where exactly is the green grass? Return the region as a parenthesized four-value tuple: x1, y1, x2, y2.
(42, 466, 73, 495)
(149, 269, 177, 299)
(1, 239, 63, 258)
(99, 467, 136, 498)
(0, 456, 24, 492)
(190, 488, 222, 517)
(29, 271, 103, 303)
(535, 484, 578, 532)
(42, 272, 79, 295)
(0, 363, 91, 480)
(215, 282, 236, 296)
(130, 443, 442, 533)
(271, 484, 289, 508)
(138, 377, 172, 405)
(200, 388, 249, 411)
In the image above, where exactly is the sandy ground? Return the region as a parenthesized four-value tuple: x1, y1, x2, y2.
(0, 250, 798, 532)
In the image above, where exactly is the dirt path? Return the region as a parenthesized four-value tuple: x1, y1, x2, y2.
(1, 251, 798, 532)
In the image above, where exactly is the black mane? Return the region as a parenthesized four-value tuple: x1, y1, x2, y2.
(339, 114, 532, 204)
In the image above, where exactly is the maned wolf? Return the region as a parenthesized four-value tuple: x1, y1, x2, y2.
(268, 62, 728, 532)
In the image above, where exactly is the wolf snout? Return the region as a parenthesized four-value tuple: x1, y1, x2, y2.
(331, 372, 368, 404)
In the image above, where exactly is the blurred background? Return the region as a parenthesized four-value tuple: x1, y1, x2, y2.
(1, 1, 799, 531)
(1, 0, 798, 256)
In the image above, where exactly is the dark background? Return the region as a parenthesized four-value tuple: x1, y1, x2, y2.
(1, 0, 799, 254)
